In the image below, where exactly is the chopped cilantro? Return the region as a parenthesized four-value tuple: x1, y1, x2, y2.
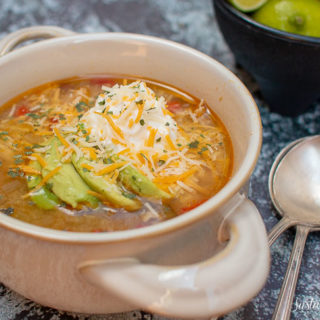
(98, 100, 105, 105)
(24, 151, 32, 155)
(156, 137, 161, 142)
(188, 140, 199, 149)
(177, 143, 182, 147)
(78, 114, 83, 120)
(59, 114, 66, 120)
(0, 131, 8, 136)
(75, 101, 87, 112)
(103, 157, 114, 164)
(200, 134, 205, 138)
(26, 113, 41, 119)
(8, 168, 23, 177)
(78, 123, 85, 130)
(107, 111, 113, 115)
(14, 159, 23, 165)
(198, 147, 208, 155)
(132, 175, 136, 181)
(82, 129, 87, 134)
(83, 168, 89, 173)
(139, 119, 145, 126)
(165, 122, 170, 126)
(13, 155, 22, 159)
(136, 100, 144, 105)
(0, 160, 2, 167)
(85, 135, 90, 142)
(158, 160, 166, 166)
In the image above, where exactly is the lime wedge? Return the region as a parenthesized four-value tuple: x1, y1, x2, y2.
(229, 0, 268, 12)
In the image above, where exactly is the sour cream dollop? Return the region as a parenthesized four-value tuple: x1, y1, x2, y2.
(81, 81, 178, 153)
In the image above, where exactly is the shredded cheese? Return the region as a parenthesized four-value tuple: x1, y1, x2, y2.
(53, 127, 70, 148)
(96, 161, 128, 176)
(31, 153, 47, 168)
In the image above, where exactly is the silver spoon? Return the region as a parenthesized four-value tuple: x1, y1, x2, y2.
(268, 135, 320, 320)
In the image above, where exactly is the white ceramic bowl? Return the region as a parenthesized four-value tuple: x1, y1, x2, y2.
(0, 26, 269, 319)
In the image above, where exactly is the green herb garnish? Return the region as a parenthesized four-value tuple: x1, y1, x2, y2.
(103, 157, 114, 164)
(26, 113, 41, 119)
(198, 147, 208, 155)
(75, 101, 87, 112)
(188, 140, 199, 149)
(14, 159, 23, 165)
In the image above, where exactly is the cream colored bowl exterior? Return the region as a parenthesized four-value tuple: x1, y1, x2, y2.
(0, 27, 268, 319)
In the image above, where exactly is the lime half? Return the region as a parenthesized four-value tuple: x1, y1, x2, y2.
(229, 0, 268, 12)
(252, 0, 320, 37)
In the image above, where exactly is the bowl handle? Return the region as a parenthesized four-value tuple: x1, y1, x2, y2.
(78, 198, 269, 319)
(0, 26, 75, 57)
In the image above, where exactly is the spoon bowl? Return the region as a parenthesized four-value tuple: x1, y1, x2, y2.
(268, 135, 320, 320)
(269, 135, 320, 228)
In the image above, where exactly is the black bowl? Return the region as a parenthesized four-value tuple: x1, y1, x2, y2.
(213, 0, 320, 116)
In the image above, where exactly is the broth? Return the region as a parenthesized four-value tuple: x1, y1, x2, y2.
(0, 76, 233, 232)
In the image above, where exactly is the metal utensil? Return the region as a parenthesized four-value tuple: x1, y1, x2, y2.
(268, 135, 320, 320)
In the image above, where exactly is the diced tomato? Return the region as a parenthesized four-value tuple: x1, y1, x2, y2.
(180, 199, 207, 214)
(167, 100, 182, 113)
(14, 105, 29, 117)
(90, 78, 116, 87)
(49, 117, 59, 124)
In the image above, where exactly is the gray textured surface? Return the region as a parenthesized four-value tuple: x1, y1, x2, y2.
(0, 0, 320, 319)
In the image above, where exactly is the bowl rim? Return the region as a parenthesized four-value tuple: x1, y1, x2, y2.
(0, 31, 262, 243)
(214, 0, 320, 45)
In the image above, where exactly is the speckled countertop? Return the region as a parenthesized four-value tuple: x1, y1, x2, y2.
(0, 1, 319, 319)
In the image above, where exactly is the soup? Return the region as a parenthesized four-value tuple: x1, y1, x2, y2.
(0, 76, 233, 232)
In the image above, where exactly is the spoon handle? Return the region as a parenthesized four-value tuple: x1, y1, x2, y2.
(268, 216, 294, 246)
(272, 224, 310, 320)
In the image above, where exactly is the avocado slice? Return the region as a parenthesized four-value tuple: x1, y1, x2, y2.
(42, 138, 99, 208)
(72, 155, 141, 211)
(113, 156, 171, 200)
(26, 160, 60, 210)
